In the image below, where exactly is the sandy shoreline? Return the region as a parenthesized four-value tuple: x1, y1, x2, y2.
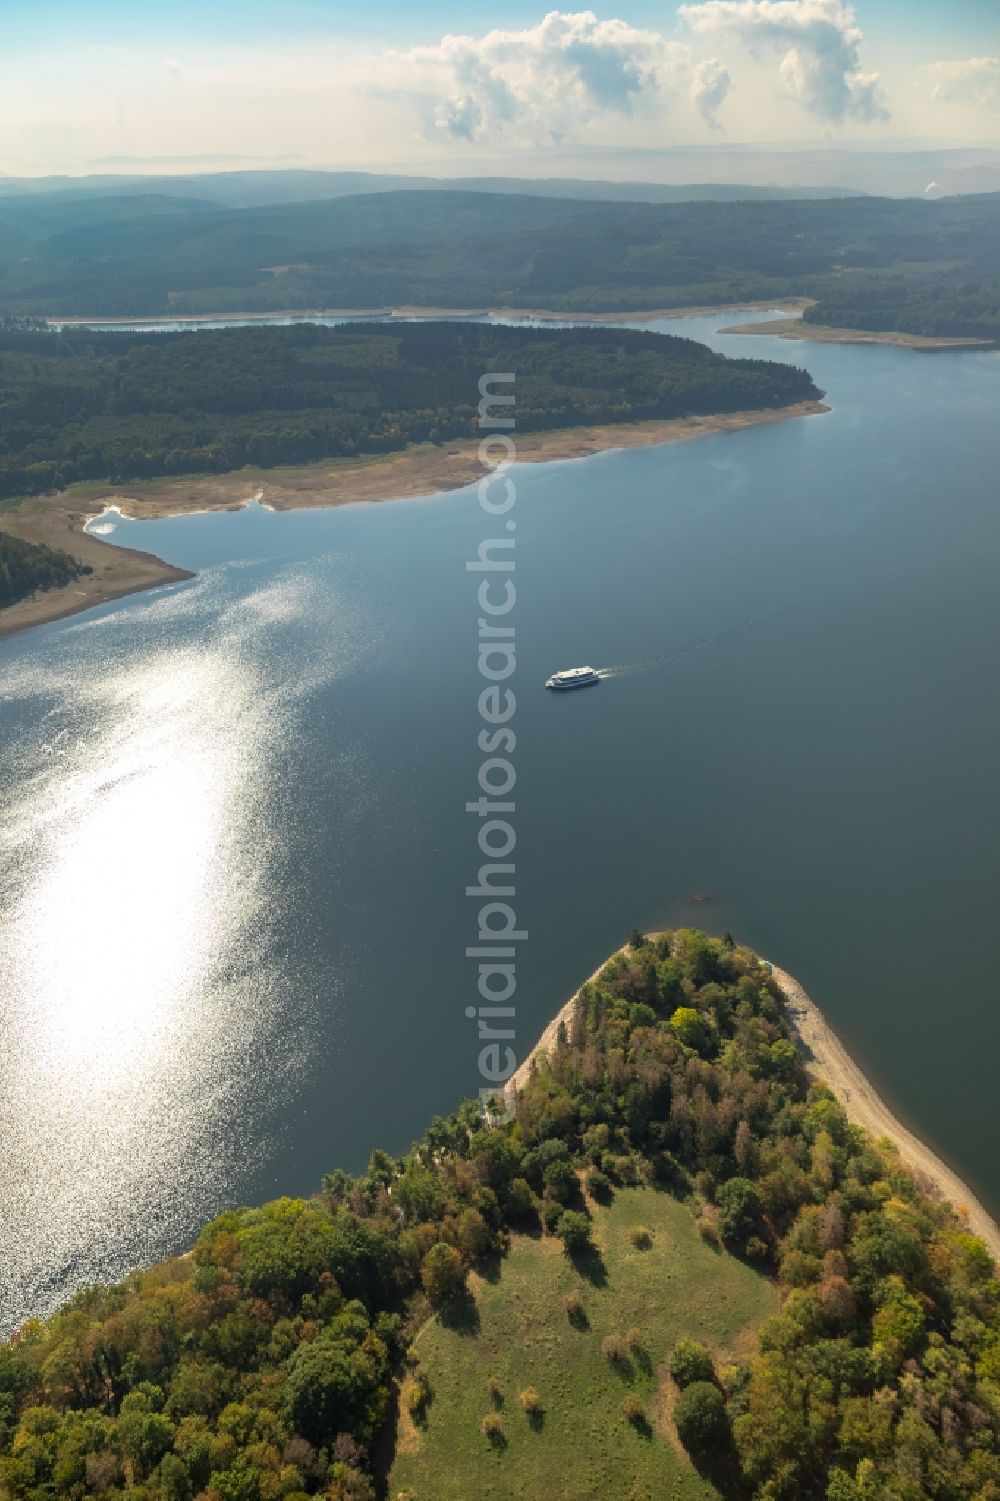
(721, 316, 992, 350)
(0, 399, 827, 639)
(505, 947, 627, 1100)
(0, 499, 192, 640)
(48, 298, 812, 328)
(506, 943, 1000, 1262)
(767, 963, 1000, 1261)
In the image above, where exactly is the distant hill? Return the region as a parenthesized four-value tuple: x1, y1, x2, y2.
(1, 185, 998, 338)
(0, 168, 865, 212)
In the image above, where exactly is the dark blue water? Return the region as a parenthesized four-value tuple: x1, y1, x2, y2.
(2, 312, 999, 1331)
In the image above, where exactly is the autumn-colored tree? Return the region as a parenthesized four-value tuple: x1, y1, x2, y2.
(419, 1244, 465, 1306)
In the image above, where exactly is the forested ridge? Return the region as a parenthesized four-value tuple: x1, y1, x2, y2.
(0, 532, 88, 609)
(2, 931, 998, 1501)
(0, 322, 818, 501)
(1, 187, 998, 339)
(804, 280, 1000, 341)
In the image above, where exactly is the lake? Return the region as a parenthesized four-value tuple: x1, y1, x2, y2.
(2, 311, 999, 1333)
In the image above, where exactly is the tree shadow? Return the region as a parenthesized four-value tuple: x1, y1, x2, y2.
(566, 1303, 590, 1332)
(685, 1435, 749, 1499)
(478, 1249, 504, 1285)
(409, 1397, 431, 1430)
(526, 1407, 545, 1433)
(510, 1206, 543, 1239)
(608, 1355, 635, 1383)
(569, 1243, 608, 1287)
(439, 1286, 480, 1335)
(371, 1378, 401, 1495)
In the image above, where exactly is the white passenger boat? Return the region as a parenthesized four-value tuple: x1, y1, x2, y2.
(545, 666, 600, 691)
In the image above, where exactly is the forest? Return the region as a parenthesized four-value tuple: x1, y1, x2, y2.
(0, 187, 998, 339)
(0, 531, 88, 609)
(804, 279, 1000, 341)
(1, 930, 997, 1501)
(0, 321, 819, 502)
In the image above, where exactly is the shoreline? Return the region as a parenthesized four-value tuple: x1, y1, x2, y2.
(505, 947, 627, 1100)
(507, 942, 1000, 1263)
(0, 500, 192, 640)
(47, 298, 812, 329)
(721, 316, 993, 350)
(0, 399, 828, 639)
(767, 963, 1000, 1262)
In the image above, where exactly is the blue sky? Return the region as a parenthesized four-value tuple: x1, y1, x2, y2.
(1, 0, 998, 176)
(4, 0, 997, 49)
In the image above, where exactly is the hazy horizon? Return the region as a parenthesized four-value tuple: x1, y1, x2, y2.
(2, 0, 998, 178)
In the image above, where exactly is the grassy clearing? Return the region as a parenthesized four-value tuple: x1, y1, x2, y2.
(388, 1185, 778, 1501)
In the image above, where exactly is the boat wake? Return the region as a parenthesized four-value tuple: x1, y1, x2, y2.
(594, 576, 864, 682)
(596, 527, 975, 685)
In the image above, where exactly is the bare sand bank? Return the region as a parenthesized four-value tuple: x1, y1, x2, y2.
(0, 399, 827, 637)
(506, 941, 1000, 1262)
(48, 298, 811, 328)
(505, 947, 627, 1101)
(722, 316, 992, 350)
(0, 501, 191, 640)
(767, 963, 1000, 1261)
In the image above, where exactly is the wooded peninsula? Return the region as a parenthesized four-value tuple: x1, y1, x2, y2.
(1, 930, 997, 1501)
(0, 321, 820, 503)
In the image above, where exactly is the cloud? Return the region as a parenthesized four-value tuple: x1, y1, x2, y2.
(163, 58, 182, 81)
(690, 57, 731, 129)
(383, 10, 687, 145)
(679, 0, 888, 123)
(922, 56, 1000, 110)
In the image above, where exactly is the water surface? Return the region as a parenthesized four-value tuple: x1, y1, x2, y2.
(2, 312, 999, 1331)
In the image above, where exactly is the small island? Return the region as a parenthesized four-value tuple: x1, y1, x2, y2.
(2, 929, 996, 1501)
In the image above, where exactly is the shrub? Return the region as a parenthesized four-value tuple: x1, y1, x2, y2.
(609, 1153, 640, 1185)
(626, 1327, 643, 1353)
(556, 1210, 591, 1253)
(480, 1412, 505, 1446)
(485, 1377, 504, 1408)
(602, 1333, 628, 1364)
(695, 1214, 721, 1249)
(622, 1393, 645, 1425)
(563, 1291, 586, 1325)
(629, 1225, 652, 1249)
(674, 1381, 728, 1455)
(518, 1387, 542, 1416)
(405, 1370, 430, 1420)
(670, 1338, 715, 1388)
(541, 1200, 564, 1234)
(588, 1168, 612, 1201)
